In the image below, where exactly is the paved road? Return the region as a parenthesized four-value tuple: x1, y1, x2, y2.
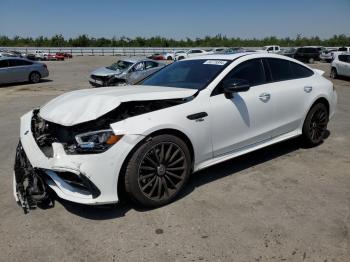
(0, 57, 349, 262)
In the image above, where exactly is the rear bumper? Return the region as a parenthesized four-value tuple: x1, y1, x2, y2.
(14, 110, 143, 205)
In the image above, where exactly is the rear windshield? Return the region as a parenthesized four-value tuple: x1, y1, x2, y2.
(141, 59, 230, 90)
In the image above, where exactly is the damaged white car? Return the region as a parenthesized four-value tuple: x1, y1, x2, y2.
(14, 53, 337, 213)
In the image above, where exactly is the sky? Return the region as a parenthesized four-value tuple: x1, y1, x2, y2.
(0, 0, 349, 39)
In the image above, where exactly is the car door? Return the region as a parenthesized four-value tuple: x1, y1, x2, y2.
(127, 61, 146, 84)
(0, 59, 10, 84)
(337, 55, 348, 76)
(263, 58, 314, 137)
(209, 58, 276, 156)
(8, 59, 30, 82)
(344, 55, 350, 77)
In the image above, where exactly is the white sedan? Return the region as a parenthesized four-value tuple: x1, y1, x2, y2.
(175, 49, 208, 60)
(14, 53, 337, 212)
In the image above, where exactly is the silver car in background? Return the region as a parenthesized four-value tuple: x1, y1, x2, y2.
(0, 57, 49, 84)
(89, 58, 165, 87)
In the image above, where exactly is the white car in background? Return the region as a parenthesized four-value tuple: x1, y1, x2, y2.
(161, 50, 185, 60)
(320, 49, 337, 62)
(27, 50, 49, 61)
(330, 52, 350, 78)
(330, 47, 350, 61)
(14, 53, 337, 213)
(175, 49, 208, 60)
(257, 45, 281, 53)
(206, 48, 227, 54)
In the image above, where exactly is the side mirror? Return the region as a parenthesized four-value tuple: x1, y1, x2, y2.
(223, 79, 250, 99)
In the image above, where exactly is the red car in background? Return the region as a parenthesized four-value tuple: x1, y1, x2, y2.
(56, 52, 73, 58)
(147, 53, 166, 60)
(45, 54, 64, 61)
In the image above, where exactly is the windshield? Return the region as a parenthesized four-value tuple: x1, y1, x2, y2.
(106, 60, 133, 71)
(141, 59, 230, 90)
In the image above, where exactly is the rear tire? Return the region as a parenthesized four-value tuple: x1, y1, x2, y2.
(124, 134, 191, 207)
(330, 68, 338, 79)
(302, 103, 329, 146)
(29, 72, 41, 83)
(167, 56, 172, 60)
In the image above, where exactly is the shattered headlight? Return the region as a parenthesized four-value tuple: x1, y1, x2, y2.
(67, 129, 123, 154)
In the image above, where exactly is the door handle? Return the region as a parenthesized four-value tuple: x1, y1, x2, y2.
(304, 86, 313, 93)
(187, 112, 208, 121)
(259, 93, 271, 102)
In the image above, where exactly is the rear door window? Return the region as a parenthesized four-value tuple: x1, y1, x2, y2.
(290, 62, 314, 78)
(8, 59, 32, 67)
(266, 58, 294, 81)
(338, 55, 347, 62)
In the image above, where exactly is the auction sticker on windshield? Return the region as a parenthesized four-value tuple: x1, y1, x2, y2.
(203, 60, 227, 65)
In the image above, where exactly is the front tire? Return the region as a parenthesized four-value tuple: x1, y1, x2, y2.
(302, 103, 329, 146)
(124, 134, 191, 207)
(330, 68, 338, 79)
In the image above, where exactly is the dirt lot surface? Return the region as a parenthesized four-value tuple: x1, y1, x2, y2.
(0, 57, 349, 262)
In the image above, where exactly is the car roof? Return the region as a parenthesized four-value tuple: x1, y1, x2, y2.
(183, 52, 314, 68)
(184, 52, 294, 61)
(0, 56, 36, 62)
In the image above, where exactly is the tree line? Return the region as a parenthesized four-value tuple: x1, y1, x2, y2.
(0, 34, 349, 47)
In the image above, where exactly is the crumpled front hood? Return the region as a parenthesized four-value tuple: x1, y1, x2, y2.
(39, 86, 197, 126)
(91, 67, 124, 77)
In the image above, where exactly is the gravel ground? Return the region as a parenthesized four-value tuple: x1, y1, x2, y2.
(0, 57, 349, 262)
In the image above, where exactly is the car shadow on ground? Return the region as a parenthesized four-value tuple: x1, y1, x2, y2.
(57, 132, 331, 220)
(0, 79, 52, 88)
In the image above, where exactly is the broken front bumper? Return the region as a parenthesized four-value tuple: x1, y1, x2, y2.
(14, 110, 144, 208)
(89, 79, 105, 87)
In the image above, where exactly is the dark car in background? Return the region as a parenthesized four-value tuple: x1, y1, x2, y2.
(294, 47, 321, 63)
(278, 47, 297, 58)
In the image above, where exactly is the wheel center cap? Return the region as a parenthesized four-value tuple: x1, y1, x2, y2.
(157, 165, 166, 176)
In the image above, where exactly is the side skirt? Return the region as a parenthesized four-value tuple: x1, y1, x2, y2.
(194, 130, 302, 172)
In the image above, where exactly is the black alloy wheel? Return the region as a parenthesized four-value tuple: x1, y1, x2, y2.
(125, 135, 191, 207)
(302, 103, 329, 146)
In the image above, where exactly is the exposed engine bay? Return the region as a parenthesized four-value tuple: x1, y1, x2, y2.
(32, 98, 190, 155)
